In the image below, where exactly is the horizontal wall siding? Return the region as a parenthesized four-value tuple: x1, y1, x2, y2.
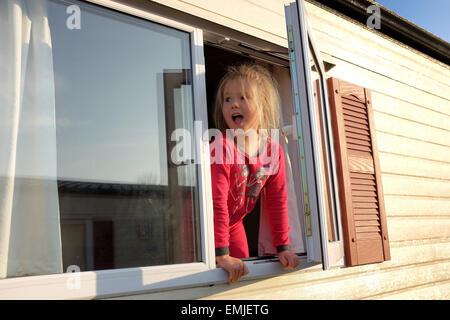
(200, 261, 450, 300)
(371, 93, 450, 131)
(384, 196, 450, 216)
(110, 0, 450, 300)
(151, 0, 289, 46)
(110, 244, 450, 300)
(151, 0, 450, 98)
(300, 0, 450, 299)
(376, 132, 450, 163)
(308, 7, 450, 98)
(367, 279, 450, 300)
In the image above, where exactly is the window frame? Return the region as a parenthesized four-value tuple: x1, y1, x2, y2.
(0, 0, 217, 300)
(285, 0, 345, 269)
(0, 0, 327, 299)
(304, 2, 345, 268)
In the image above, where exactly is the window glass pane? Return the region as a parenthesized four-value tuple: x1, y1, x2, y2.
(0, 0, 201, 279)
(49, 0, 201, 271)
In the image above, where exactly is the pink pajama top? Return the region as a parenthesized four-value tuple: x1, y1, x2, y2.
(210, 132, 290, 258)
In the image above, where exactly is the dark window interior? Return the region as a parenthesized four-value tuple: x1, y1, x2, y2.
(204, 44, 264, 258)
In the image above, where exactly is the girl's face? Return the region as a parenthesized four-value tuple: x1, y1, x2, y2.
(222, 78, 259, 132)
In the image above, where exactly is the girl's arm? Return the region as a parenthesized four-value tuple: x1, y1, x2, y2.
(210, 137, 249, 283)
(211, 162, 250, 283)
(211, 161, 231, 255)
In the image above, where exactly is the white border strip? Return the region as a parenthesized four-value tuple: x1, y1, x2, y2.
(191, 28, 216, 270)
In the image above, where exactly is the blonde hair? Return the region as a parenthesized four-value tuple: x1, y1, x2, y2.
(213, 64, 281, 135)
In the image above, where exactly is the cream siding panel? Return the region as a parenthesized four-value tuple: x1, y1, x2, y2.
(378, 153, 450, 180)
(384, 196, 450, 216)
(153, 0, 450, 86)
(199, 261, 450, 300)
(305, 1, 450, 82)
(387, 239, 450, 266)
(376, 132, 450, 163)
(373, 111, 450, 146)
(387, 218, 450, 242)
(327, 62, 450, 116)
(370, 280, 450, 300)
(152, 0, 450, 98)
(106, 239, 450, 300)
(371, 93, 450, 131)
(180, 0, 285, 37)
(381, 174, 450, 197)
(150, 0, 288, 46)
(149, 0, 450, 111)
(314, 30, 450, 101)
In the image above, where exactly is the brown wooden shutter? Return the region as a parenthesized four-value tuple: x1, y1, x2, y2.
(327, 77, 390, 267)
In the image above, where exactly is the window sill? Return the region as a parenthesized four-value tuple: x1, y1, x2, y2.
(0, 256, 320, 299)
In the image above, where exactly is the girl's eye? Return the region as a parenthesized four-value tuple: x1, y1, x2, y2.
(225, 97, 232, 103)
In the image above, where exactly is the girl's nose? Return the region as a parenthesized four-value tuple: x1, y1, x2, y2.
(231, 101, 239, 109)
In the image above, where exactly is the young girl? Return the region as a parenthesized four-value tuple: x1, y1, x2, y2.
(210, 64, 300, 284)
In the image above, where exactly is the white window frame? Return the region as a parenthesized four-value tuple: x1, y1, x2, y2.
(285, 0, 345, 269)
(0, 0, 328, 300)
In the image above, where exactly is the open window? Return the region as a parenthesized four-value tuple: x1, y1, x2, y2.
(201, 0, 344, 269)
(202, 36, 308, 260)
(285, 0, 390, 269)
(285, 0, 345, 269)
(0, 0, 215, 298)
(0, 0, 392, 300)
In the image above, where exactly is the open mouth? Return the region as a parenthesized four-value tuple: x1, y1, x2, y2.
(231, 113, 244, 125)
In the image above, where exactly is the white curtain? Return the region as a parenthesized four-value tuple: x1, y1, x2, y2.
(0, 0, 62, 278)
(258, 140, 305, 256)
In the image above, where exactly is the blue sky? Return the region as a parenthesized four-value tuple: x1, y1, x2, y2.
(375, 0, 450, 42)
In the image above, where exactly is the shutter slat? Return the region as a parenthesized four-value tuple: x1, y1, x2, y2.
(354, 214, 380, 221)
(352, 196, 377, 203)
(328, 77, 390, 267)
(342, 103, 368, 115)
(343, 109, 368, 120)
(354, 208, 379, 214)
(345, 126, 370, 136)
(351, 184, 376, 191)
(351, 190, 378, 197)
(346, 131, 371, 141)
(351, 178, 376, 185)
(346, 137, 371, 147)
(341, 96, 366, 107)
(343, 114, 369, 125)
(347, 143, 372, 152)
(343, 119, 370, 131)
(353, 202, 378, 209)
(355, 220, 380, 228)
(349, 172, 375, 179)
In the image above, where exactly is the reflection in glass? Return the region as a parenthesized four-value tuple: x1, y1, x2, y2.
(309, 48, 339, 243)
(48, 0, 201, 271)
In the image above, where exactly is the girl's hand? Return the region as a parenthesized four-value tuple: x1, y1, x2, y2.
(216, 255, 249, 284)
(278, 250, 300, 270)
